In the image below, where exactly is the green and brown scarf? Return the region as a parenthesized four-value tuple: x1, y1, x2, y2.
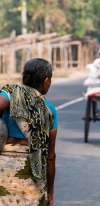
(2, 83, 53, 189)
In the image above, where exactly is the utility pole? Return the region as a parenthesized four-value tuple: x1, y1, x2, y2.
(21, 0, 27, 34)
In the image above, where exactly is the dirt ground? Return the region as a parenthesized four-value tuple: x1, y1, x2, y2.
(0, 68, 89, 89)
(52, 68, 89, 83)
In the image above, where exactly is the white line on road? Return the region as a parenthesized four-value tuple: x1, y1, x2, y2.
(56, 97, 86, 111)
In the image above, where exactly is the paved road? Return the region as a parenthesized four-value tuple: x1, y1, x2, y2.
(46, 77, 100, 206)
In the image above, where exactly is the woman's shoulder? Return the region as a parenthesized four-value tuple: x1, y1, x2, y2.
(45, 98, 58, 129)
(45, 98, 56, 112)
(0, 84, 19, 102)
(0, 90, 10, 102)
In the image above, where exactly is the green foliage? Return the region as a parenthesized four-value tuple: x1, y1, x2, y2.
(89, 0, 100, 42)
(26, 0, 67, 35)
(66, 0, 94, 38)
(0, 0, 100, 42)
(0, 0, 22, 38)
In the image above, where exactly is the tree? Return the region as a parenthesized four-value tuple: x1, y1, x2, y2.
(64, 0, 94, 38)
(26, 0, 68, 35)
(0, 0, 100, 43)
(0, 0, 22, 38)
(89, 0, 100, 42)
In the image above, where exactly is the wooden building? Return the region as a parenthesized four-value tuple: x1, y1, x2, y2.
(0, 32, 98, 85)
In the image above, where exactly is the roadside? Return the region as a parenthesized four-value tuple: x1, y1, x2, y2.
(0, 68, 89, 89)
(52, 68, 89, 84)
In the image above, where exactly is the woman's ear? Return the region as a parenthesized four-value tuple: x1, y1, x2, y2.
(44, 77, 51, 86)
(41, 77, 51, 94)
(44, 77, 49, 84)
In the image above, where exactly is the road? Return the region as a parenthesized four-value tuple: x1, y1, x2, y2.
(46, 77, 100, 206)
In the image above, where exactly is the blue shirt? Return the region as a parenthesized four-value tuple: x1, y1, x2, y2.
(0, 91, 58, 139)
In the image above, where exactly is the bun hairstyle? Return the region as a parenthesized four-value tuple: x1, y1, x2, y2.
(22, 58, 52, 88)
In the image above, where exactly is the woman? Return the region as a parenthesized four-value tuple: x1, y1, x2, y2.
(0, 58, 58, 206)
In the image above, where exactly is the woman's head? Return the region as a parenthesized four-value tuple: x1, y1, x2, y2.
(22, 58, 52, 94)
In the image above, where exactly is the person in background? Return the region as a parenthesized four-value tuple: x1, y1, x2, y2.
(0, 58, 58, 206)
(94, 49, 100, 59)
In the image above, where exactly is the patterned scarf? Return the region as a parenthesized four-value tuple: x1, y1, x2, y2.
(2, 83, 53, 189)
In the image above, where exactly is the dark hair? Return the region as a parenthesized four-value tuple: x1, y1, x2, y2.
(22, 58, 52, 88)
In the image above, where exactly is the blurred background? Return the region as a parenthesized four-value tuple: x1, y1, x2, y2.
(0, 0, 100, 86)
